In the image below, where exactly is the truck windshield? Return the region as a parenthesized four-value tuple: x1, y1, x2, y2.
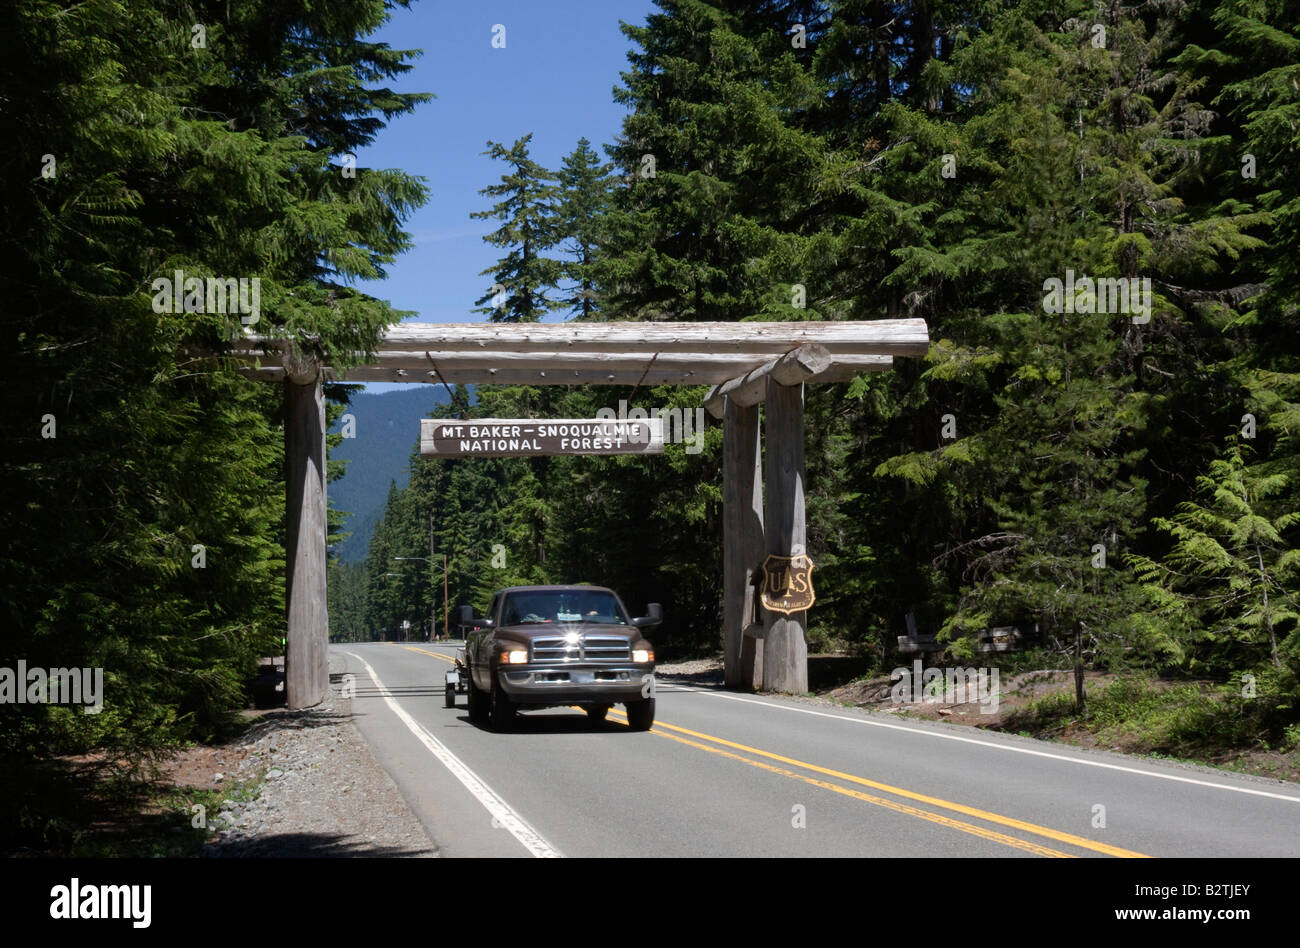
(501, 590, 629, 626)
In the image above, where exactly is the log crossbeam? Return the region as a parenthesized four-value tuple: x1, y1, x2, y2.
(704, 345, 830, 418)
(232, 349, 892, 387)
(243, 319, 929, 356)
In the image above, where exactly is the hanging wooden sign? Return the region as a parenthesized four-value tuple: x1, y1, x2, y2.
(759, 553, 815, 615)
(420, 418, 664, 458)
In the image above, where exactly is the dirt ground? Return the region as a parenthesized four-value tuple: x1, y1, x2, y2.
(10, 682, 437, 857)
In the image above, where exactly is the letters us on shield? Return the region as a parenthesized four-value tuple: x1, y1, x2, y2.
(760, 553, 815, 615)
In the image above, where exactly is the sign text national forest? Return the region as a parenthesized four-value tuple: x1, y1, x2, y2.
(420, 418, 665, 458)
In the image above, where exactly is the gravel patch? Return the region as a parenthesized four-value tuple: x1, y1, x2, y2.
(655, 656, 724, 685)
(202, 662, 437, 858)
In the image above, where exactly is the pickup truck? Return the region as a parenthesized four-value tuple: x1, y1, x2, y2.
(445, 585, 660, 732)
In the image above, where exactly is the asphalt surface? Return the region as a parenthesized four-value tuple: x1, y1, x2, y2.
(336, 641, 1300, 858)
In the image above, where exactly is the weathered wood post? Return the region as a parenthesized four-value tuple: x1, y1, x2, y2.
(707, 347, 829, 693)
(761, 379, 808, 693)
(285, 357, 329, 709)
(723, 397, 764, 689)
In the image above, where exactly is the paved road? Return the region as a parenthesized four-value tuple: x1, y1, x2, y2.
(335, 642, 1300, 858)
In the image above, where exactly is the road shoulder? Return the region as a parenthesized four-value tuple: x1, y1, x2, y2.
(203, 670, 438, 857)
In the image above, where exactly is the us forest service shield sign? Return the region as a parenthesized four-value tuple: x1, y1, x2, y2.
(760, 553, 815, 615)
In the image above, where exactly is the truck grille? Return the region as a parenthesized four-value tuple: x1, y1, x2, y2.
(531, 635, 631, 663)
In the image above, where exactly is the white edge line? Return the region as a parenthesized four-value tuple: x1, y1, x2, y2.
(341, 650, 562, 858)
(675, 687, 1300, 804)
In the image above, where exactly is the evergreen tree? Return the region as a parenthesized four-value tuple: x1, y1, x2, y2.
(327, 560, 371, 643)
(0, 0, 428, 756)
(553, 138, 615, 320)
(365, 481, 416, 639)
(471, 135, 563, 322)
(1185, 0, 1300, 584)
(602, 0, 834, 321)
(326, 383, 363, 556)
(837, 3, 1259, 661)
(1130, 442, 1300, 673)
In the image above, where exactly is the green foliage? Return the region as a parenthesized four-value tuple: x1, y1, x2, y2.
(1130, 442, 1300, 672)
(471, 135, 564, 322)
(553, 139, 616, 319)
(0, 0, 429, 780)
(1007, 673, 1300, 753)
(327, 560, 371, 643)
(368, 1, 1299, 697)
(13, 0, 1300, 807)
(602, 0, 835, 322)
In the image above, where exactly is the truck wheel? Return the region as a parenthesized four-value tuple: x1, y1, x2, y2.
(625, 698, 655, 731)
(444, 677, 456, 708)
(585, 704, 610, 723)
(467, 674, 488, 723)
(489, 678, 516, 732)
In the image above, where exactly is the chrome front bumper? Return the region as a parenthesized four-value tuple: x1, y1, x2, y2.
(497, 665, 655, 703)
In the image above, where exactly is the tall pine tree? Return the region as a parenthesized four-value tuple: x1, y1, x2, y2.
(471, 135, 563, 322)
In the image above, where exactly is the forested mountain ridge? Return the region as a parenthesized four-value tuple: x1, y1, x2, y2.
(328, 387, 451, 563)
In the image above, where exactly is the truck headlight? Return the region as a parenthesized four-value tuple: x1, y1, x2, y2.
(501, 649, 529, 664)
(633, 648, 654, 663)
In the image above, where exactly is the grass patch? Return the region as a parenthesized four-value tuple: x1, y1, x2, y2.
(64, 769, 266, 858)
(1003, 675, 1298, 762)
(1, 719, 271, 857)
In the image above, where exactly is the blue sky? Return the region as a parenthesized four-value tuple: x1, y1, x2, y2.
(351, 1, 657, 391)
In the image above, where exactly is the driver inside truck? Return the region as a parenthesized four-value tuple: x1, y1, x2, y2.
(578, 592, 615, 623)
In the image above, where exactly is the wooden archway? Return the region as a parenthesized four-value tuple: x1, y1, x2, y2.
(241, 319, 930, 707)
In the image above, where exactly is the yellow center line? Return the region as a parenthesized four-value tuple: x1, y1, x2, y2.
(662, 726, 1072, 857)
(401, 645, 459, 664)
(606, 709, 1149, 859)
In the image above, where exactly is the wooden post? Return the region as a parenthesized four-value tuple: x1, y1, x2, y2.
(723, 398, 765, 689)
(285, 364, 329, 709)
(761, 380, 809, 693)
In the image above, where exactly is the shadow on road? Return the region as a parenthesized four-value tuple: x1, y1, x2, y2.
(330, 670, 446, 700)
(204, 832, 433, 857)
(445, 709, 647, 735)
(344, 686, 447, 698)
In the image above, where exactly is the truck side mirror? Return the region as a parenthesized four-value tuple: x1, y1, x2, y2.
(633, 603, 663, 628)
(457, 604, 474, 626)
